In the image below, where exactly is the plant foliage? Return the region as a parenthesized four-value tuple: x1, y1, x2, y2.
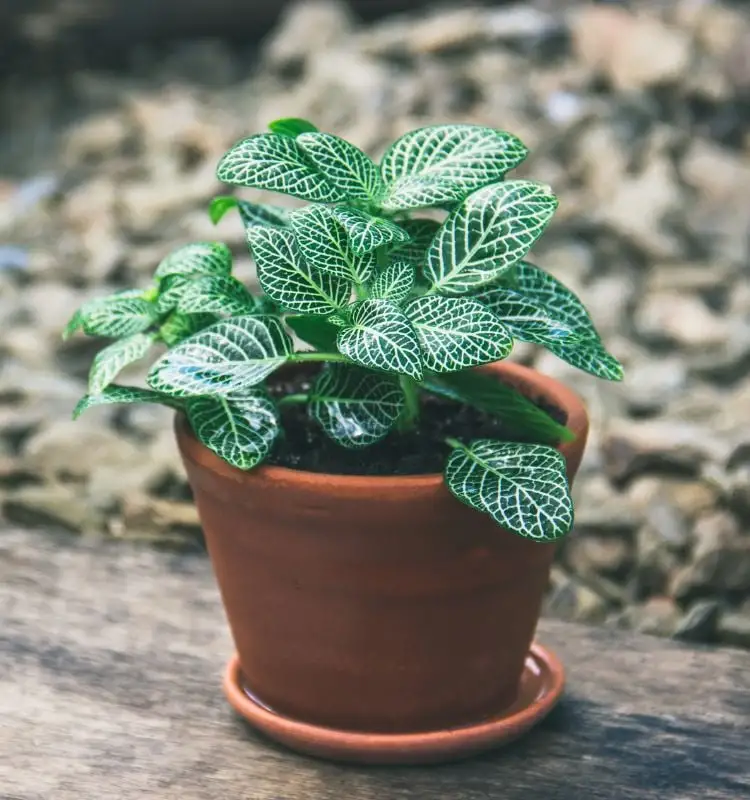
(67, 119, 623, 541)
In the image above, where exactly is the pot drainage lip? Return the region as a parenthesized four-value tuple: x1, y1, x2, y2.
(222, 643, 564, 765)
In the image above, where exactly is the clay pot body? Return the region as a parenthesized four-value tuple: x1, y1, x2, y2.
(176, 362, 588, 734)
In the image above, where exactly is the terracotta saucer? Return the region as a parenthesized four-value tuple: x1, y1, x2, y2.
(223, 643, 564, 765)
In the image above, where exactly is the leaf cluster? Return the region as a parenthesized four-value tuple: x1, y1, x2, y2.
(67, 119, 622, 541)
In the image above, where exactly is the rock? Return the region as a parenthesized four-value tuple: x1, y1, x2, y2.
(627, 476, 720, 522)
(572, 7, 692, 90)
(112, 493, 203, 549)
(635, 291, 728, 350)
(572, 474, 643, 534)
(673, 599, 721, 643)
(622, 357, 688, 416)
(2, 483, 105, 534)
(601, 420, 729, 484)
(644, 499, 691, 552)
(263, 0, 353, 69)
(486, 5, 561, 42)
(717, 609, 750, 649)
(63, 111, 130, 164)
(564, 533, 633, 578)
(544, 567, 610, 624)
(408, 9, 485, 55)
(627, 597, 682, 637)
(632, 522, 684, 600)
(681, 139, 750, 206)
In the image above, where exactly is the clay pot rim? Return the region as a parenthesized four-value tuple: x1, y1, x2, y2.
(176, 361, 588, 491)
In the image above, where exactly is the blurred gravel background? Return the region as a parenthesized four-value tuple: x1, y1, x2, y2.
(1, 0, 749, 646)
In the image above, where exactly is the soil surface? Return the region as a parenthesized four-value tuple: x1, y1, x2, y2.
(267, 370, 567, 475)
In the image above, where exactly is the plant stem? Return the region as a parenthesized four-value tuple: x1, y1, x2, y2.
(277, 394, 309, 406)
(397, 375, 421, 431)
(288, 352, 349, 364)
(445, 436, 469, 452)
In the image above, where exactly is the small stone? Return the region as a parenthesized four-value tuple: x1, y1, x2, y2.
(544, 569, 610, 624)
(64, 112, 130, 163)
(486, 5, 561, 42)
(645, 499, 691, 552)
(602, 420, 729, 484)
(572, 475, 643, 534)
(408, 10, 485, 55)
(673, 599, 721, 643)
(114, 493, 202, 548)
(635, 291, 728, 350)
(681, 139, 750, 206)
(717, 609, 750, 649)
(564, 534, 633, 578)
(623, 357, 688, 416)
(632, 523, 684, 600)
(629, 597, 682, 637)
(2, 483, 104, 534)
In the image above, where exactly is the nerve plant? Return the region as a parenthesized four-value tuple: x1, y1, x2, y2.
(66, 119, 622, 542)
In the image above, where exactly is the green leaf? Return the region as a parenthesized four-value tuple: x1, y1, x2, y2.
(289, 205, 376, 284)
(155, 242, 232, 280)
(369, 260, 415, 304)
(73, 385, 181, 420)
(426, 370, 573, 445)
(390, 218, 441, 265)
(330, 206, 411, 256)
(159, 312, 216, 346)
(380, 125, 529, 211)
(285, 314, 340, 351)
(147, 315, 292, 398)
(88, 332, 155, 394)
(445, 440, 573, 541)
(208, 196, 239, 225)
(268, 117, 319, 137)
(248, 226, 351, 315)
(156, 275, 192, 314)
(405, 296, 512, 373)
(426, 181, 558, 294)
(237, 199, 289, 229)
(177, 276, 257, 317)
(297, 132, 385, 202)
(82, 297, 157, 338)
(473, 287, 579, 348)
(216, 133, 345, 202)
(336, 299, 423, 379)
(514, 262, 624, 381)
(186, 394, 279, 470)
(310, 364, 404, 449)
(63, 289, 148, 340)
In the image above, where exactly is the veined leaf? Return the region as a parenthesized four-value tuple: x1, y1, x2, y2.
(285, 314, 340, 351)
(186, 394, 279, 470)
(156, 275, 192, 314)
(445, 440, 573, 541)
(155, 242, 232, 280)
(297, 132, 385, 202)
(405, 295, 512, 373)
(147, 315, 292, 398)
(290, 206, 376, 284)
(310, 364, 404, 449)
(216, 133, 345, 202)
(426, 181, 558, 294)
(380, 125, 529, 211)
(63, 288, 147, 339)
(514, 262, 624, 381)
(159, 312, 216, 346)
(268, 117, 319, 137)
(330, 206, 411, 256)
(73, 385, 181, 420)
(82, 297, 157, 338)
(390, 218, 441, 265)
(209, 196, 289, 228)
(369, 260, 415, 304)
(336, 299, 423, 379)
(88, 332, 155, 394)
(177, 276, 257, 317)
(426, 370, 573, 445)
(248, 225, 351, 315)
(474, 287, 579, 347)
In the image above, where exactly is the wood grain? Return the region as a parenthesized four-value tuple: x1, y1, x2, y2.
(1, 527, 748, 800)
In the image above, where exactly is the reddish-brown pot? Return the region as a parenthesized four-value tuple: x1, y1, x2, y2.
(176, 361, 588, 734)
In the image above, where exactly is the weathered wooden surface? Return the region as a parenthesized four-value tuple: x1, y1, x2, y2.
(1, 527, 748, 800)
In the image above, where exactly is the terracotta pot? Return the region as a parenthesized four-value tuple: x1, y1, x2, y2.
(176, 361, 588, 735)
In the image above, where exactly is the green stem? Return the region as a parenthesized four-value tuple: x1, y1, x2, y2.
(288, 352, 349, 364)
(277, 394, 309, 406)
(397, 375, 421, 432)
(445, 436, 469, 452)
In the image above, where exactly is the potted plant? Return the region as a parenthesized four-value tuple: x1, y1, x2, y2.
(66, 119, 622, 764)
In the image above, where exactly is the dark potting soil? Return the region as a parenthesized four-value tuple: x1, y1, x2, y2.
(266, 368, 567, 476)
